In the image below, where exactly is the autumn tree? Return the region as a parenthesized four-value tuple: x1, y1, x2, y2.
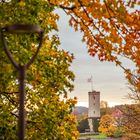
(126, 72, 140, 104)
(50, 1, 140, 137)
(100, 100, 109, 115)
(99, 114, 116, 137)
(119, 104, 140, 140)
(48, 0, 140, 92)
(120, 84, 140, 139)
(0, 1, 79, 139)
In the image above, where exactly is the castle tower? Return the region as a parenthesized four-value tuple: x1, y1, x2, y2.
(88, 91, 100, 132)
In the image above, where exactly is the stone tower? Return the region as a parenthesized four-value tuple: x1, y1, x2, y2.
(88, 91, 100, 132)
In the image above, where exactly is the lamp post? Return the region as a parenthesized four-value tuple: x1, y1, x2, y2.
(0, 24, 44, 140)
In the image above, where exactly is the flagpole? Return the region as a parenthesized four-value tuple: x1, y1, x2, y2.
(91, 76, 93, 91)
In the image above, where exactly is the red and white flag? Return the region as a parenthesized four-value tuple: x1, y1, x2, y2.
(88, 76, 93, 83)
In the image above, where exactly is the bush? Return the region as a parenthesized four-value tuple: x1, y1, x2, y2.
(77, 118, 89, 133)
(113, 128, 124, 138)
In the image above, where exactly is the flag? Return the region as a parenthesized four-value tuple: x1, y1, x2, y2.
(88, 76, 93, 83)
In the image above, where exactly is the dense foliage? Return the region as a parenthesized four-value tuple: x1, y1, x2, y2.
(0, 0, 140, 139)
(98, 114, 116, 137)
(121, 104, 140, 140)
(77, 118, 89, 133)
(49, 0, 140, 92)
(0, 1, 79, 139)
(120, 85, 140, 140)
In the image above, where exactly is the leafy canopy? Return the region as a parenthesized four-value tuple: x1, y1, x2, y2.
(0, 0, 140, 139)
(0, 0, 79, 139)
(48, 0, 140, 92)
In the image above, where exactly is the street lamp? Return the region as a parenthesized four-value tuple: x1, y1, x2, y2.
(0, 24, 44, 140)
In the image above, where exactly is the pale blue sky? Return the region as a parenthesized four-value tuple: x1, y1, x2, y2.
(57, 10, 134, 107)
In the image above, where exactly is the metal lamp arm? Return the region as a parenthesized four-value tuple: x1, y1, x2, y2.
(26, 31, 44, 69)
(1, 29, 19, 69)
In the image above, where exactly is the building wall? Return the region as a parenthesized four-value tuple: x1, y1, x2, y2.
(88, 91, 100, 118)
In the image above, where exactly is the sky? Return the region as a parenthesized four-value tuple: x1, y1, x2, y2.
(56, 10, 134, 107)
